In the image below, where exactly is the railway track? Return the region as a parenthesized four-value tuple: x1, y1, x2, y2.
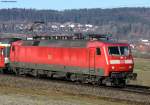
(123, 85, 150, 95)
(1, 73, 150, 95)
(104, 85, 150, 96)
(0, 73, 150, 104)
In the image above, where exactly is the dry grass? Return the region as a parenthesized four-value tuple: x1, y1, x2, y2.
(0, 85, 134, 105)
(134, 58, 150, 71)
(132, 58, 150, 86)
(0, 75, 149, 105)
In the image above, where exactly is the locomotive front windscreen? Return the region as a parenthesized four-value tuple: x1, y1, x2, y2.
(108, 46, 129, 56)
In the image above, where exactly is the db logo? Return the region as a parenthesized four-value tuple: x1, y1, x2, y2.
(48, 54, 52, 60)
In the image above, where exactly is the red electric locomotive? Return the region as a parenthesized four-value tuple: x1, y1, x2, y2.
(0, 35, 137, 86)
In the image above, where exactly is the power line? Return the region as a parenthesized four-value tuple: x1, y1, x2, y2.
(0, 0, 17, 3)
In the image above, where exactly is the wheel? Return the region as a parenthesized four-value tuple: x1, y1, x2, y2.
(65, 73, 71, 81)
(97, 78, 105, 86)
(70, 74, 77, 82)
(112, 78, 126, 87)
(119, 79, 126, 88)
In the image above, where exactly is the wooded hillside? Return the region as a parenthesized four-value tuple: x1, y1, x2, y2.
(0, 8, 150, 39)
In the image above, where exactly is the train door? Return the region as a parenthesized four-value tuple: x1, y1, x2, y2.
(10, 45, 16, 62)
(0, 47, 5, 68)
(89, 48, 96, 75)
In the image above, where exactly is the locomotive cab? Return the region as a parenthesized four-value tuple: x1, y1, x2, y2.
(87, 39, 137, 86)
(103, 43, 137, 86)
(107, 45, 133, 72)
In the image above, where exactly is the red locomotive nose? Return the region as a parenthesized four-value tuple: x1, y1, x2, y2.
(107, 45, 134, 72)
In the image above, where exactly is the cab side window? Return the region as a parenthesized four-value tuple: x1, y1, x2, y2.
(96, 48, 101, 55)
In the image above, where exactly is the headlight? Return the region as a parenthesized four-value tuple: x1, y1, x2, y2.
(129, 66, 132, 69)
(112, 66, 115, 70)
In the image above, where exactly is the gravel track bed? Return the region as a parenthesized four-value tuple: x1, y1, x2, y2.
(0, 74, 149, 105)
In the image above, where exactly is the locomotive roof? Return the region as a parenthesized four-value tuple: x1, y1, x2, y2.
(14, 40, 129, 48)
(21, 40, 88, 48)
(0, 38, 21, 44)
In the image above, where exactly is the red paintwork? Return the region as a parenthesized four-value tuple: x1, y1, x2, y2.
(87, 41, 134, 76)
(10, 40, 134, 76)
(0, 46, 5, 68)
